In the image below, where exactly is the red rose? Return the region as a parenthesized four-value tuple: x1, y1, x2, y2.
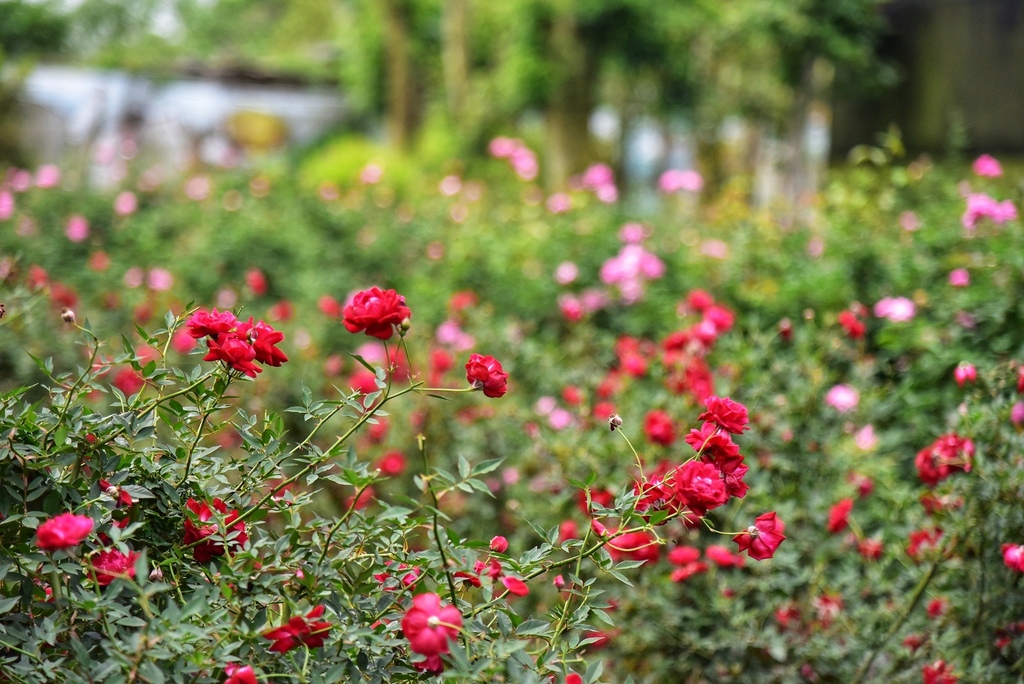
(342, 287, 411, 340)
(36, 513, 93, 551)
(465, 354, 509, 398)
(858, 538, 883, 560)
(671, 460, 729, 517)
(643, 410, 676, 446)
(922, 660, 958, 684)
(203, 333, 262, 377)
(608, 531, 660, 563)
(826, 498, 854, 534)
(183, 498, 248, 563)
(489, 536, 508, 553)
(698, 396, 749, 434)
(668, 545, 701, 566)
(915, 433, 974, 487)
(375, 451, 407, 476)
(838, 310, 865, 339)
(224, 664, 258, 684)
(669, 561, 708, 583)
(733, 512, 786, 561)
(501, 576, 530, 596)
(89, 549, 140, 586)
(187, 307, 239, 339)
(907, 527, 943, 562)
(401, 593, 462, 658)
(236, 318, 288, 367)
(705, 544, 745, 568)
(263, 605, 332, 653)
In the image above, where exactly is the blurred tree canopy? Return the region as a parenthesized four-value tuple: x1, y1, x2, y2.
(9, 0, 890, 185)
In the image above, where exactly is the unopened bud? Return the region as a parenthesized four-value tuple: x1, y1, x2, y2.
(61, 307, 76, 324)
(608, 414, 623, 431)
(399, 318, 411, 336)
(149, 567, 164, 582)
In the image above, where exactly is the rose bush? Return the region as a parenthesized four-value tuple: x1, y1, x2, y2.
(1, 147, 1024, 681)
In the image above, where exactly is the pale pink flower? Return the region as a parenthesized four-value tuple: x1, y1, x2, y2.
(124, 267, 145, 288)
(658, 169, 703, 194)
(10, 169, 31, 192)
(438, 175, 461, 197)
(435, 320, 475, 351)
(963, 193, 1017, 231)
(548, 407, 573, 430)
(184, 175, 210, 201)
(854, 425, 878, 451)
(554, 261, 578, 285)
(899, 211, 920, 232)
(546, 193, 571, 214)
(35, 165, 61, 189)
(581, 164, 614, 189)
(701, 239, 729, 260)
(114, 191, 137, 216)
(216, 288, 238, 309)
(65, 215, 89, 242)
(825, 385, 859, 413)
(359, 163, 383, 185)
(619, 223, 648, 243)
(873, 297, 916, 322)
(147, 268, 174, 291)
(535, 396, 557, 416)
(972, 154, 1003, 178)
(580, 288, 610, 312)
(510, 148, 538, 181)
(0, 191, 13, 220)
(595, 184, 618, 204)
(488, 137, 518, 159)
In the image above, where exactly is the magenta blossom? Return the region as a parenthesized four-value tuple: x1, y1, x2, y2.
(874, 296, 916, 322)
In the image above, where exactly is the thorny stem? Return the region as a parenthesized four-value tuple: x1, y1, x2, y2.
(418, 434, 461, 622)
(852, 556, 944, 683)
(177, 376, 231, 486)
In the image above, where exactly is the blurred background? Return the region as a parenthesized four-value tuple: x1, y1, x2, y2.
(2, 0, 1022, 206)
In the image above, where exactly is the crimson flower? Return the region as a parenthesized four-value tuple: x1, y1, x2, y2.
(501, 576, 530, 596)
(733, 512, 786, 560)
(401, 593, 462, 659)
(698, 396, 749, 434)
(236, 318, 288, 367)
(224, 664, 258, 684)
(465, 354, 509, 398)
(89, 549, 140, 585)
(342, 287, 411, 340)
(915, 433, 974, 487)
(183, 498, 248, 563)
(826, 498, 854, 534)
(922, 660, 958, 684)
(187, 308, 238, 339)
(263, 605, 332, 653)
(671, 460, 729, 517)
(643, 410, 676, 446)
(204, 334, 261, 377)
(36, 513, 93, 551)
(608, 531, 660, 563)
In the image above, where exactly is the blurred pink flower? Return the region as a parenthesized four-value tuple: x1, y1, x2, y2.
(581, 164, 614, 189)
(558, 294, 584, 322)
(124, 267, 145, 288)
(658, 169, 703, 194)
(962, 193, 1017, 231)
(0, 191, 13, 220)
(11, 169, 31, 192)
(701, 240, 729, 260)
(359, 163, 383, 185)
(554, 261, 578, 285)
(438, 175, 461, 197)
(488, 137, 518, 158)
(535, 396, 556, 416)
(35, 165, 61, 188)
(595, 184, 618, 203)
(949, 268, 970, 287)
(65, 215, 89, 242)
(972, 154, 1003, 177)
(825, 385, 859, 413)
(619, 222, 648, 243)
(899, 211, 920, 232)
(548, 407, 573, 430)
(114, 191, 137, 216)
(436, 320, 475, 351)
(546, 193, 571, 214)
(874, 297, 916, 322)
(854, 424, 878, 451)
(184, 175, 210, 201)
(510, 148, 538, 181)
(147, 268, 174, 291)
(1012, 402, 1024, 426)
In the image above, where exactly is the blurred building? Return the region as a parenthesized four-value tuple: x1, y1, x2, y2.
(833, 0, 1024, 155)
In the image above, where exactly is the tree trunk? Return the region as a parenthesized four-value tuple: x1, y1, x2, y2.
(381, 0, 419, 150)
(544, 10, 593, 188)
(442, 0, 469, 125)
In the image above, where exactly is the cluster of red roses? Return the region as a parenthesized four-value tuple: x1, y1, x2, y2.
(340, 286, 509, 398)
(186, 308, 288, 377)
(34, 512, 141, 586)
(914, 433, 974, 487)
(182, 498, 248, 563)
